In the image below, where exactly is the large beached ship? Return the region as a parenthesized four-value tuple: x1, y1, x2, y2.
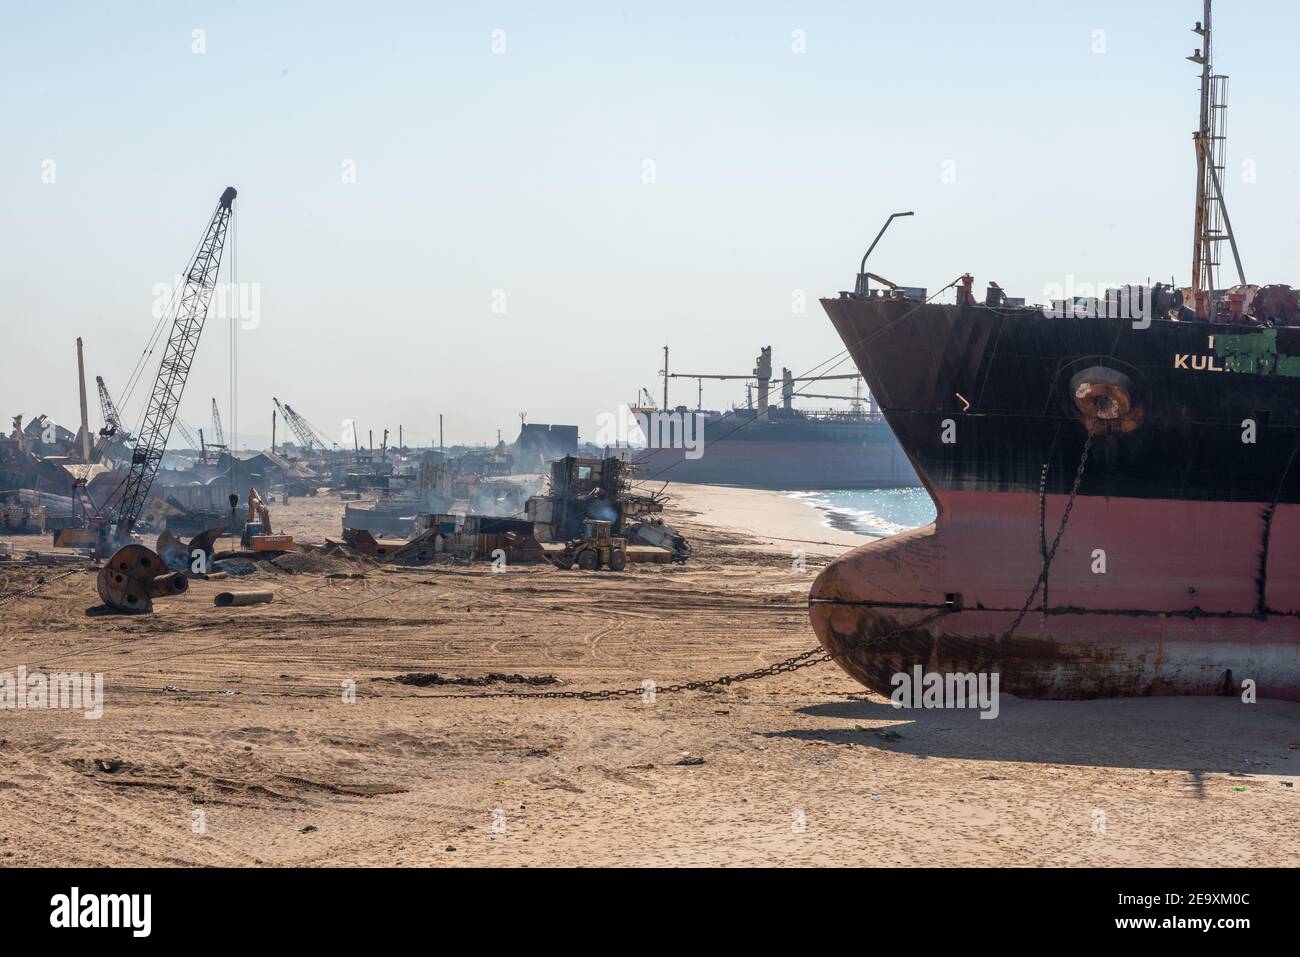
(631, 346, 917, 489)
(809, 1, 1300, 700)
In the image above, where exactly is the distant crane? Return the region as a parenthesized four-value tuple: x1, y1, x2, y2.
(204, 397, 228, 462)
(95, 376, 133, 442)
(271, 399, 295, 443)
(629, 388, 658, 413)
(211, 398, 226, 449)
(290, 405, 337, 450)
(273, 398, 334, 450)
(109, 186, 238, 546)
(273, 398, 315, 449)
(173, 419, 200, 451)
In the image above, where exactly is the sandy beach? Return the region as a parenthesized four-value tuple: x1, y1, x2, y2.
(659, 482, 875, 556)
(0, 483, 1297, 867)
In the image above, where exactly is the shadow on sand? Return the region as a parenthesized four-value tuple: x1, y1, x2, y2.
(762, 695, 1300, 778)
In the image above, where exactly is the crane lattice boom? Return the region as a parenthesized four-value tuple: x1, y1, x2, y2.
(211, 397, 226, 449)
(96, 376, 132, 441)
(285, 405, 331, 449)
(114, 186, 237, 540)
(174, 419, 200, 450)
(273, 397, 317, 450)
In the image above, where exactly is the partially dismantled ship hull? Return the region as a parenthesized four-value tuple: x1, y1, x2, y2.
(809, 297, 1300, 701)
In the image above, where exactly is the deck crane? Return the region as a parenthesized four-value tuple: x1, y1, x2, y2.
(106, 186, 238, 549)
(666, 345, 863, 415)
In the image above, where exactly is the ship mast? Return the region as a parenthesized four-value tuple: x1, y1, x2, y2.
(1188, 0, 1245, 319)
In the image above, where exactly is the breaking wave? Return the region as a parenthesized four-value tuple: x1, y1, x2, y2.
(786, 488, 935, 538)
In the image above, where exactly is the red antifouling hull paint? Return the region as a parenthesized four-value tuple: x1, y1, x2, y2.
(811, 293, 1300, 701)
(809, 493, 1300, 700)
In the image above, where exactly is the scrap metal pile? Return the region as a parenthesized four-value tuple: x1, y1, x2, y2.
(526, 456, 689, 562)
(331, 455, 690, 569)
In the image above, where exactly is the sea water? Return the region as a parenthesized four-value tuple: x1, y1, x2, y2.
(787, 487, 936, 538)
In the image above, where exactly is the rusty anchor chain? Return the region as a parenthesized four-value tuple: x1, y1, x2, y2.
(424, 607, 954, 702)
(980, 430, 1095, 668)
(394, 432, 1098, 704)
(0, 567, 88, 609)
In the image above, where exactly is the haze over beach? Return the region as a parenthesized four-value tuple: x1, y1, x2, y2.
(6, 1, 1300, 447)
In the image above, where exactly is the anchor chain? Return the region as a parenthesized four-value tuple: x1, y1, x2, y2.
(982, 430, 1095, 666)
(0, 567, 86, 609)
(424, 607, 953, 701)
(405, 434, 1097, 703)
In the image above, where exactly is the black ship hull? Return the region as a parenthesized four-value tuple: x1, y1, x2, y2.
(820, 299, 1300, 503)
(809, 296, 1300, 700)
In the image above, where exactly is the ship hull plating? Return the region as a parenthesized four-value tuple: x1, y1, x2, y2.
(810, 297, 1300, 700)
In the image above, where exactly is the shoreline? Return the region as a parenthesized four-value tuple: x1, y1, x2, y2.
(660, 482, 875, 556)
(786, 492, 889, 538)
(784, 487, 936, 540)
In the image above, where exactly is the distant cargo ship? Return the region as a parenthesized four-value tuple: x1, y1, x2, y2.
(630, 346, 918, 490)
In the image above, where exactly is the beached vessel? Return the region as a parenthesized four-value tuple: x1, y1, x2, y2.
(632, 346, 918, 490)
(808, 2, 1300, 700)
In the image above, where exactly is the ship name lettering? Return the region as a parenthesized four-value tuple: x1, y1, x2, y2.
(1173, 353, 1226, 372)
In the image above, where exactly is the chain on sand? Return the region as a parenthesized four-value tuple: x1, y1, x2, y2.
(0, 567, 86, 609)
(431, 434, 1096, 704)
(0, 435, 1094, 703)
(429, 607, 953, 701)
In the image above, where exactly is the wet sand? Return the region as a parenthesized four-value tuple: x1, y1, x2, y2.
(0, 483, 1296, 867)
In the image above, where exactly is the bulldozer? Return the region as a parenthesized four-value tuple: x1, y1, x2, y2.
(550, 519, 627, 572)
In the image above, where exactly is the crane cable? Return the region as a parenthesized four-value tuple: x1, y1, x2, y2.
(228, 201, 239, 503)
(119, 226, 208, 423)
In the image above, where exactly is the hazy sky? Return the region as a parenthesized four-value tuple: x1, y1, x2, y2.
(4, 0, 1299, 450)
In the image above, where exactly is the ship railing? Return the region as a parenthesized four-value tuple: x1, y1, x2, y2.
(797, 409, 887, 422)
